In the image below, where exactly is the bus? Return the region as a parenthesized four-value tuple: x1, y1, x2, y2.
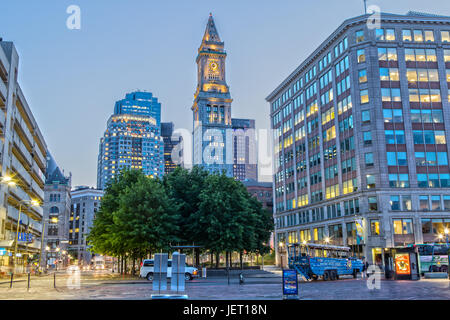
(409, 244, 449, 274)
(287, 243, 363, 281)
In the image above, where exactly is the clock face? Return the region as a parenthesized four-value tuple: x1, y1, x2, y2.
(209, 60, 218, 72)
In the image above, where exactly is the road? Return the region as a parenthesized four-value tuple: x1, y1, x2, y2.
(0, 270, 449, 300)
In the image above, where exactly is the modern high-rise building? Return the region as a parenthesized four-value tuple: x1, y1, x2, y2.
(192, 14, 233, 176)
(161, 122, 182, 175)
(42, 152, 71, 269)
(0, 39, 47, 274)
(267, 12, 450, 268)
(232, 118, 257, 181)
(114, 91, 161, 126)
(97, 91, 164, 189)
(69, 186, 104, 266)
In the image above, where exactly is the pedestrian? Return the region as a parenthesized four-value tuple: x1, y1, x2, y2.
(361, 257, 366, 279)
(365, 260, 370, 278)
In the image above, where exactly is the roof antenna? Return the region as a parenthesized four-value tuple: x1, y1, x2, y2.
(363, 0, 367, 14)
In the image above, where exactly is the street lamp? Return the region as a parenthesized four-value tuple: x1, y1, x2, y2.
(278, 241, 284, 269)
(12, 198, 40, 273)
(324, 237, 331, 244)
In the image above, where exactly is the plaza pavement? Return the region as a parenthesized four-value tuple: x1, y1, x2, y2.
(0, 269, 449, 300)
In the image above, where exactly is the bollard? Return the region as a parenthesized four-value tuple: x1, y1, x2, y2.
(10, 273, 13, 289)
(27, 273, 30, 291)
(202, 267, 207, 278)
(54, 272, 56, 289)
(239, 272, 244, 285)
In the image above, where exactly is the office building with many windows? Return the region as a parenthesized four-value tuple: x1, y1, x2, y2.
(161, 122, 182, 175)
(267, 11, 450, 267)
(97, 91, 164, 189)
(0, 39, 47, 274)
(69, 186, 103, 266)
(232, 118, 258, 181)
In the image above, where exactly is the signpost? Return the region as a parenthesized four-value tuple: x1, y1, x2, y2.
(282, 269, 299, 300)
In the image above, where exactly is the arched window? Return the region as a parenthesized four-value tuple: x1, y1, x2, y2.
(50, 206, 59, 214)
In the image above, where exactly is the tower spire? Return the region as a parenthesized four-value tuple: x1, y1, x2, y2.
(202, 13, 221, 43)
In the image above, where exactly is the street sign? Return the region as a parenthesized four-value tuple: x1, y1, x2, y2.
(0, 248, 6, 256)
(282, 269, 299, 299)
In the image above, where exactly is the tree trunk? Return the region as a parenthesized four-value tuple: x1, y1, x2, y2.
(215, 252, 220, 269)
(239, 251, 243, 269)
(195, 248, 200, 268)
(124, 255, 127, 275)
(132, 252, 136, 276)
(210, 252, 213, 268)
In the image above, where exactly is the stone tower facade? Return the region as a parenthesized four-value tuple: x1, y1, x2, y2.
(192, 14, 233, 176)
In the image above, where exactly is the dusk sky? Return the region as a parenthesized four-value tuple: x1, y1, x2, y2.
(1, 0, 449, 187)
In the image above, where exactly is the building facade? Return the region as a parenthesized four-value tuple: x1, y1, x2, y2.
(267, 12, 450, 267)
(242, 180, 273, 211)
(97, 91, 164, 189)
(232, 118, 258, 181)
(0, 40, 47, 274)
(42, 152, 71, 269)
(161, 122, 182, 175)
(69, 186, 104, 266)
(192, 14, 233, 176)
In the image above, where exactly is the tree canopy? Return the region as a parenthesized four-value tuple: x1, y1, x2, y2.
(88, 166, 273, 267)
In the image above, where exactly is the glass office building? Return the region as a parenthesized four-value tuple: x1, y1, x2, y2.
(97, 92, 164, 189)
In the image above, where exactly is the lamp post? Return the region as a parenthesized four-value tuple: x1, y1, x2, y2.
(12, 199, 40, 274)
(278, 241, 284, 269)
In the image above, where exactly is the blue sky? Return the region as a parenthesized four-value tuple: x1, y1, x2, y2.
(1, 0, 449, 186)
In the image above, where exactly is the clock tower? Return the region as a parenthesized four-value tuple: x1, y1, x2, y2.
(192, 14, 233, 176)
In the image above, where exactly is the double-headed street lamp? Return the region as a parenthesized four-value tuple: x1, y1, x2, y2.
(12, 199, 40, 272)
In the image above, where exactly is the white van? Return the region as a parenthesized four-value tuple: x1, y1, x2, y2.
(139, 259, 198, 281)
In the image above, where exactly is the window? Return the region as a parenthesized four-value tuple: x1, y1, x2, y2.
(389, 174, 409, 188)
(402, 195, 412, 211)
(387, 152, 407, 166)
(402, 29, 412, 42)
(368, 197, 378, 211)
(444, 196, 450, 210)
(378, 48, 397, 61)
(376, 28, 395, 41)
(363, 131, 372, 145)
(413, 30, 424, 42)
(357, 49, 366, 63)
(365, 153, 374, 167)
(360, 90, 369, 104)
(361, 110, 370, 123)
(431, 195, 441, 211)
(356, 30, 364, 43)
(424, 30, 434, 42)
(420, 195, 429, 211)
(366, 175, 376, 189)
(405, 48, 436, 62)
(359, 69, 367, 83)
(371, 220, 380, 236)
(380, 68, 399, 81)
(441, 31, 450, 43)
(390, 195, 400, 210)
(393, 219, 413, 235)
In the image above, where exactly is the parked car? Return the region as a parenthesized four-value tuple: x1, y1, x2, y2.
(139, 259, 198, 281)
